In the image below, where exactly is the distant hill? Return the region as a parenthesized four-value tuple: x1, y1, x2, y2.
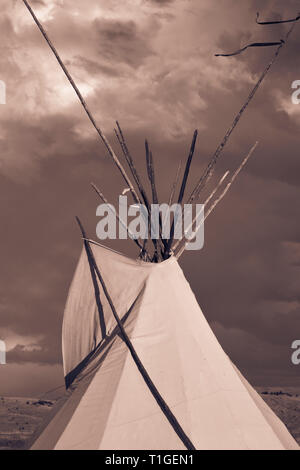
(256, 387, 300, 445)
(0, 397, 55, 450)
(0, 389, 299, 450)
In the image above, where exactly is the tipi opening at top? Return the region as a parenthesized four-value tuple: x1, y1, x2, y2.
(21, 1, 299, 450)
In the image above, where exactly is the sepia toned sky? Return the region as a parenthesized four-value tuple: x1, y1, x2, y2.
(0, 0, 299, 397)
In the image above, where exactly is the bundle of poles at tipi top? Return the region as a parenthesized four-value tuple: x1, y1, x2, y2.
(23, 1, 299, 262)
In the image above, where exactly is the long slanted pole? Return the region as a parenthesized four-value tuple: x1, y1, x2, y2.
(176, 142, 258, 258)
(114, 124, 154, 259)
(145, 141, 159, 260)
(168, 158, 183, 207)
(161, 158, 183, 237)
(172, 170, 230, 254)
(75, 217, 196, 450)
(23, 0, 140, 204)
(186, 21, 297, 205)
(164, 130, 198, 258)
(145, 141, 159, 206)
(91, 182, 151, 260)
(115, 122, 151, 210)
(145, 140, 167, 259)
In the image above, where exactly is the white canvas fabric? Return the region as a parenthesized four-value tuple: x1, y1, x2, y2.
(32, 245, 299, 450)
(62, 246, 151, 379)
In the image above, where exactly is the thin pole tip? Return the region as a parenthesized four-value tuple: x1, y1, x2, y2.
(192, 130, 198, 144)
(75, 215, 83, 226)
(75, 217, 87, 239)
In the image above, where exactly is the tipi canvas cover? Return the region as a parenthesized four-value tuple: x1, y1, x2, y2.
(31, 244, 298, 450)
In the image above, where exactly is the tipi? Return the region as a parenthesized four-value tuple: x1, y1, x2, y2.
(31, 243, 298, 450)
(22, 0, 299, 451)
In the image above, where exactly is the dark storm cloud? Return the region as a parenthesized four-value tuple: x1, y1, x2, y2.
(7, 342, 59, 365)
(147, 0, 175, 4)
(31, 0, 47, 5)
(92, 18, 155, 68)
(73, 56, 121, 78)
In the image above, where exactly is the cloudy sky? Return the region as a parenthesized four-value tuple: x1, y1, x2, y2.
(0, 0, 299, 397)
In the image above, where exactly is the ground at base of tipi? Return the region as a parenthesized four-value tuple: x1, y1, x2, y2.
(0, 389, 299, 450)
(256, 386, 300, 445)
(0, 397, 54, 450)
